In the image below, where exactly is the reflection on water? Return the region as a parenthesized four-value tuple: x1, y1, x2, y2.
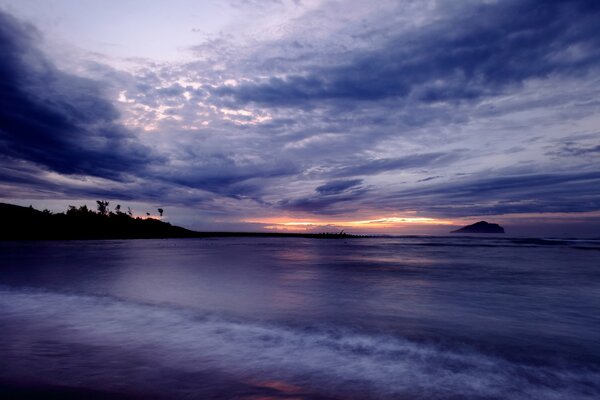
(0, 237, 599, 399)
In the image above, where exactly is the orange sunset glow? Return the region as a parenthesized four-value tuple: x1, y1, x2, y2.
(245, 215, 456, 231)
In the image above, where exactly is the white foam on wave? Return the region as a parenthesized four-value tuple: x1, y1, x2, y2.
(0, 286, 598, 399)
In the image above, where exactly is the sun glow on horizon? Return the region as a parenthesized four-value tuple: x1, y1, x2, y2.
(244, 215, 456, 232)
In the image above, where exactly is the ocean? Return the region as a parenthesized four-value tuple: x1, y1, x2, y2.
(0, 236, 598, 399)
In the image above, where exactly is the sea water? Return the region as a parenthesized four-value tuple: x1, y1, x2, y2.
(0, 237, 598, 399)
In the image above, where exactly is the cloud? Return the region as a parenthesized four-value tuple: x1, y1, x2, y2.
(417, 176, 442, 183)
(332, 152, 461, 178)
(159, 152, 300, 198)
(376, 171, 600, 217)
(315, 179, 362, 195)
(0, 10, 156, 180)
(547, 142, 600, 157)
(215, 0, 600, 108)
(278, 190, 367, 215)
(277, 179, 367, 214)
(1, 2, 599, 233)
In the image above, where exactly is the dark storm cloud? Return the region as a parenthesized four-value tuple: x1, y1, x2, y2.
(0, 11, 237, 208)
(0, 11, 155, 180)
(279, 188, 367, 215)
(162, 153, 299, 198)
(315, 179, 362, 195)
(378, 171, 600, 217)
(215, 0, 600, 108)
(0, 155, 221, 210)
(274, 150, 461, 213)
(276, 179, 367, 214)
(417, 176, 442, 183)
(275, 169, 600, 217)
(433, 171, 600, 200)
(547, 143, 600, 157)
(332, 152, 461, 178)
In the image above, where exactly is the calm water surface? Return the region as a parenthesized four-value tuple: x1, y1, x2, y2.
(0, 237, 599, 399)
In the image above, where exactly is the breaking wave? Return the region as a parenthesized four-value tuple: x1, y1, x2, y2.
(0, 286, 598, 399)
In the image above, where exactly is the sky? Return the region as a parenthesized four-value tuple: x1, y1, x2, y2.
(0, 0, 599, 235)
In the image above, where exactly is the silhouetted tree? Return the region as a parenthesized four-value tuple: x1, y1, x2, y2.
(127, 207, 133, 217)
(67, 204, 91, 217)
(96, 200, 109, 216)
(158, 208, 163, 217)
(115, 204, 121, 213)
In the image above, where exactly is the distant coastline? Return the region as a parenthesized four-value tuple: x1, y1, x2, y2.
(0, 202, 360, 240)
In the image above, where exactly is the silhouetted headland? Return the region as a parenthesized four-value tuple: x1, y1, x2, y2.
(451, 221, 505, 234)
(0, 202, 360, 240)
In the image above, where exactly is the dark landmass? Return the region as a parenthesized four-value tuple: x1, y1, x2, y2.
(0, 202, 360, 240)
(451, 221, 505, 234)
(0, 381, 147, 400)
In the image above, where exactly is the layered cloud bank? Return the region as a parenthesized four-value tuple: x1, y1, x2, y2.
(0, 0, 599, 233)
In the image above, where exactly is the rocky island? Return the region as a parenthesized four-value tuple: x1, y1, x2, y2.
(451, 221, 505, 234)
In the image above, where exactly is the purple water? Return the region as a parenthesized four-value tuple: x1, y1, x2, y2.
(0, 237, 599, 399)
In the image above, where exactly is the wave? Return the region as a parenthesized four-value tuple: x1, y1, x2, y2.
(385, 236, 600, 250)
(0, 286, 598, 399)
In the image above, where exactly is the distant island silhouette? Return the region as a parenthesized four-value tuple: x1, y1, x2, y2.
(451, 221, 505, 234)
(0, 202, 358, 240)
